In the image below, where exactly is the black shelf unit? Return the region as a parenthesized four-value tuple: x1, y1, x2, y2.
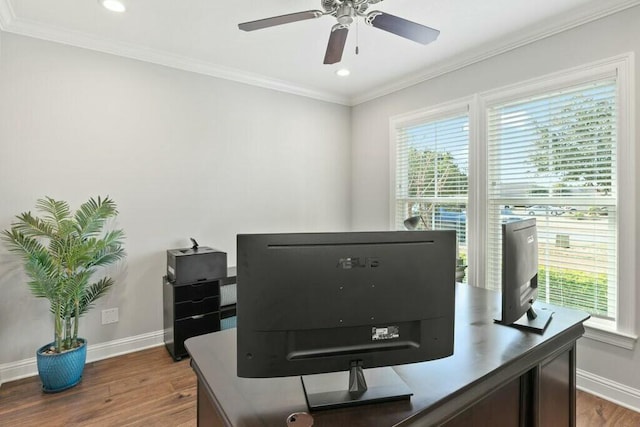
(163, 276, 222, 361)
(163, 266, 237, 361)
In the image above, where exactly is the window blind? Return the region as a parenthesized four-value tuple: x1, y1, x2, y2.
(394, 113, 469, 258)
(486, 80, 617, 320)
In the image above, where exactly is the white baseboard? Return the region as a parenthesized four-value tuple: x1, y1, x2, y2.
(577, 368, 640, 413)
(0, 330, 164, 387)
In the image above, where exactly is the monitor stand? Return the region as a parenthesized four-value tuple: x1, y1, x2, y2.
(301, 361, 413, 411)
(511, 305, 554, 333)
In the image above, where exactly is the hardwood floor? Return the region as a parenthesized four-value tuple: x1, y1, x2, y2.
(0, 347, 197, 427)
(576, 390, 640, 427)
(1, 346, 639, 426)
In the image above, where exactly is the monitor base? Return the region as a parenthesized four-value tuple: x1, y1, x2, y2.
(301, 366, 412, 411)
(512, 306, 553, 333)
(495, 304, 554, 334)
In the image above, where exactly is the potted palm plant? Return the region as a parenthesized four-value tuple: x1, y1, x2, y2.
(2, 196, 125, 392)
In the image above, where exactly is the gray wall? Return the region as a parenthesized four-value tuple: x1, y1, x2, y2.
(0, 32, 351, 365)
(351, 7, 640, 400)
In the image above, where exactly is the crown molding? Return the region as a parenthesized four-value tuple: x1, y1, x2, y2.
(351, 0, 640, 105)
(0, 2, 350, 106)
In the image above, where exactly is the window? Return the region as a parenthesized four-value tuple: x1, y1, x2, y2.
(390, 101, 470, 270)
(486, 80, 618, 319)
(479, 55, 635, 342)
(389, 55, 635, 343)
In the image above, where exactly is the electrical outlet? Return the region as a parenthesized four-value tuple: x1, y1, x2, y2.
(102, 308, 119, 325)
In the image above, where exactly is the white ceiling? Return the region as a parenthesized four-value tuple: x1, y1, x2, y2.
(0, 0, 638, 105)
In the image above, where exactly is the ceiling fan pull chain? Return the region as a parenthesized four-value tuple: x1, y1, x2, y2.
(356, 18, 360, 55)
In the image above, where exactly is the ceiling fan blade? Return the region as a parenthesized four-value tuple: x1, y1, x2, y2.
(323, 26, 349, 65)
(366, 12, 440, 45)
(239, 10, 324, 31)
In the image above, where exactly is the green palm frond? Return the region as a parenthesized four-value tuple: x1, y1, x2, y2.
(47, 236, 69, 265)
(66, 270, 93, 300)
(75, 196, 118, 238)
(1, 229, 48, 260)
(56, 219, 77, 239)
(9, 212, 55, 239)
(90, 248, 125, 268)
(61, 236, 92, 271)
(24, 253, 65, 305)
(25, 270, 60, 301)
(87, 239, 125, 268)
(78, 277, 115, 316)
(101, 229, 126, 246)
(36, 197, 71, 229)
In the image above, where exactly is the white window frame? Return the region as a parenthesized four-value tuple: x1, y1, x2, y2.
(389, 97, 474, 231)
(389, 54, 636, 347)
(477, 54, 635, 346)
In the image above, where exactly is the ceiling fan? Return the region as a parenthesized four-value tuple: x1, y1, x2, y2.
(238, 0, 440, 65)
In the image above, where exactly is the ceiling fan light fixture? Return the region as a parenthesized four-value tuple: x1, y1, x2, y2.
(336, 3, 355, 26)
(99, 0, 126, 13)
(335, 68, 350, 77)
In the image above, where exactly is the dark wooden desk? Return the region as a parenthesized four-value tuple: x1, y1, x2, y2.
(185, 284, 589, 426)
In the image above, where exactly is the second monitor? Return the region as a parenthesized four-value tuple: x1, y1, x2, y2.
(495, 218, 553, 333)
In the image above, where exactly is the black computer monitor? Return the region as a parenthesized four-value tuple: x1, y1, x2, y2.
(236, 231, 456, 411)
(495, 218, 553, 333)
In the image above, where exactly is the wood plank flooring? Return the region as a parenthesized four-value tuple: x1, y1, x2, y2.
(0, 347, 196, 427)
(1, 345, 639, 426)
(576, 389, 640, 427)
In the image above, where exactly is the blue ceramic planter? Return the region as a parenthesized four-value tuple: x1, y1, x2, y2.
(36, 338, 87, 393)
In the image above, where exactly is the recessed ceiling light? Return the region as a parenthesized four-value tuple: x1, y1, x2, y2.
(99, 0, 126, 13)
(336, 69, 350, 77)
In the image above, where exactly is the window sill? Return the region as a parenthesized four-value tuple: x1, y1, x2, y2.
(583, 318, 637, 350)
